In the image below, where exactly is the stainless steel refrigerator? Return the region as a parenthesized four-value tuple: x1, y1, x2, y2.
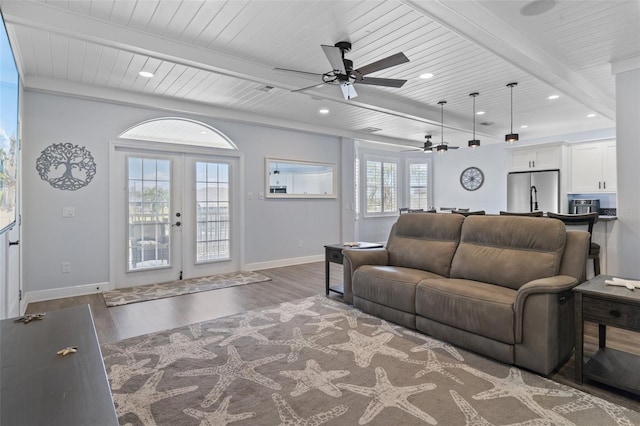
(507, 170, 559, 213)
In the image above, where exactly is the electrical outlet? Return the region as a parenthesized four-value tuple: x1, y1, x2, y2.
(259, 192, 264, 200)
(62, 262, 71, 273)
(298, 240, 303, 248)
(248, 192, 253, 200)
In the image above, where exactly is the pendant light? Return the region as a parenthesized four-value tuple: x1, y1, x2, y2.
(437, 101, 448, 153)
(505, 82, 519, 143)
(468, 92, 480, 148)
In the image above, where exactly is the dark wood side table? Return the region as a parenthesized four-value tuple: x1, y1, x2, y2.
(574, 275, 640, 395)
(324, 242, 383, 296)
(1, 304, 119, 425)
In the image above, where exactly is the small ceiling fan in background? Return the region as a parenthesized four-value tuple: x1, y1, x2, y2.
(404, 134, 438, 152)
(404, 102, 460, 153)
(275, 41, 409, 100)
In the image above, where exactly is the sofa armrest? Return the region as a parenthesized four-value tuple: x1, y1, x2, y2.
(513, 275, 578, 343)
(342, 248, 389, 305)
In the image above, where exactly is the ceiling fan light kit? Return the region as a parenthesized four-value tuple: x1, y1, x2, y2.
(505, 82, 519, 143)
(468, 92, 481, 148)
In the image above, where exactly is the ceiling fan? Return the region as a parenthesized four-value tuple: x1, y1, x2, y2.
(403, 101, 460, 153)
(403, 134, 460, 153)
(275, 41, 409, 100)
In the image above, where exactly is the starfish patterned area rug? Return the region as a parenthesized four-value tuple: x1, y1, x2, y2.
(102, 271, 272, 306)
(102, 295, 640, 425)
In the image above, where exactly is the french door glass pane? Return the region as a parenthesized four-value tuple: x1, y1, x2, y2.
(196, 161, 230, 263)
(127, 157, 171, 270)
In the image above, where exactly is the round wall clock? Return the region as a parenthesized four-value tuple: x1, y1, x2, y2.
(460, 167, 484, 191)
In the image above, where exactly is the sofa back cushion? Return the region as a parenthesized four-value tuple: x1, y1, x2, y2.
(387, 213, 465, 277)
(450, 216, 566, 290)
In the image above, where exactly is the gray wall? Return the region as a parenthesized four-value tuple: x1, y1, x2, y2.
(22, 91, 341, 295)
(355, 142, 510, 244)
(432, 143, 509, 213)
(612, 67, 640, 277)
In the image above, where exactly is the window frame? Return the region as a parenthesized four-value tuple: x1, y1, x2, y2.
(405, 157, 433, 211)
(362, 155, 399, 218)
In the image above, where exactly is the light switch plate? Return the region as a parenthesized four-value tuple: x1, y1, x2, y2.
(62, 207, 75, 217)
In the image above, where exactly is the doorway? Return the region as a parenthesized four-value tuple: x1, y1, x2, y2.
(110, 143, 241, 289)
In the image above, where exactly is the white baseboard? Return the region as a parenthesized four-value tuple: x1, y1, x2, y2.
(23, 281, 112, 307)
(244, 255, 323, 272)
(23, 256, 323, 307)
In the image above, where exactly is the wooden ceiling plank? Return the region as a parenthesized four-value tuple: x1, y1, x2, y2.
(93, 46, 120, 86)
(146, 0, 183, 32)
(49, 33, 69, 80)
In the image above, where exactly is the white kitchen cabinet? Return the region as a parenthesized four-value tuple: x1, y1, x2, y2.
(571, 140, 616, 193)
(509, 145, 562, 171)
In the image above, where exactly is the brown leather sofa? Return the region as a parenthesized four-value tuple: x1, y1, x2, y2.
(342, 213, 590, 375)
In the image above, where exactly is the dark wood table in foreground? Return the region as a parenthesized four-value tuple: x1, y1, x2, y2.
(324, 242, 383, 296)
(1, 304, 118, 425)
(574, 275, 640, 395)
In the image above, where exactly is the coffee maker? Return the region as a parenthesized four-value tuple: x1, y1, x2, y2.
(569, 199, 600, 214)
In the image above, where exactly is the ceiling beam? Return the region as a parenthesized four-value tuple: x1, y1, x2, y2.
(26, 76, 430, 147)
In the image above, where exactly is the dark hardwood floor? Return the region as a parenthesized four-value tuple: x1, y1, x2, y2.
(26, 261, 639, 411)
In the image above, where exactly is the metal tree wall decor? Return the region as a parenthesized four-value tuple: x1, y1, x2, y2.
(36, 143, 97, 191)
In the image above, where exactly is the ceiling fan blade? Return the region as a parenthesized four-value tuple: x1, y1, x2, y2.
(354, 52, 409, 77)
(355, 77, 407, 88)
(321, 45, 346, 74)
(292, 82, 326, 93)
(274, 67, 324, 78)
(339, 82, 357, 100)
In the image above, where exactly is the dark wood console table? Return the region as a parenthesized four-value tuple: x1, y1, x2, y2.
(324, 242, 383, 296)
(1, 304, 118, 425)
(574, 275, 640, 395)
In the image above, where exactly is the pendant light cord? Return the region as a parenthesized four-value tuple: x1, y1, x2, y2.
(510, 85, 514, 134)
(473, 95, 477, 138)
(439, 100, 446, 145)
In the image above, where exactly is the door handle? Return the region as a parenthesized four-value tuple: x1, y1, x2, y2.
(599, 182, 602, 189)
(603, 181, 606, 189)
(9, 240, 19, 246)
(172, 221, 181, 227)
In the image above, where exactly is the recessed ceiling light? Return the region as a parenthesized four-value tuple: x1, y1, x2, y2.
(200, 130, 208, 134)
(548, 94, 560, 100)
(319, 108, 330, 114)
(476, 111, 485, 115)
(520, 125, 529, 129)
(587, 113, 596, 118)
(139, 71, 154, 78)
(419, 73, 434, 79)
(520, 0, 557, 16)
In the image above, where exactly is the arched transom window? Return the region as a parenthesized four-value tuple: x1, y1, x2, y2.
(119, 117, 237, 149)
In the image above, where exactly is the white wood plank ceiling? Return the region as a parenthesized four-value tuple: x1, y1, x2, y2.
(2, 0, 638, 148)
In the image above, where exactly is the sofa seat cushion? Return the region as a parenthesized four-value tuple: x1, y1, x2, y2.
(416, 278, 517, 344)
(353, 266, 444, 314)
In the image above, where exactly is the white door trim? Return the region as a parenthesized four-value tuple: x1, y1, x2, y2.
(109, 139, 245, 289)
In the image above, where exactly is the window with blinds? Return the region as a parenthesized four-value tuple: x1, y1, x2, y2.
(409, 162, 429, 210)
(365, 158, 397, 215)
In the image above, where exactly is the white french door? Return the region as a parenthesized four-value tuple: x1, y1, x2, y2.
(112, 145, 239, 288)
